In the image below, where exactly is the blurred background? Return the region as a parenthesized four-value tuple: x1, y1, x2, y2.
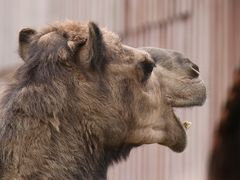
(0, 0, 239, 180)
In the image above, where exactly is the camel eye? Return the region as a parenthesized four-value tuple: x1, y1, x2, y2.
(140, 61, 156, 82)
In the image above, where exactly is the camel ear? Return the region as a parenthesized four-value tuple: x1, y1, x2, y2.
(88, 22, 107, 72)
(18, 28, 37, 61)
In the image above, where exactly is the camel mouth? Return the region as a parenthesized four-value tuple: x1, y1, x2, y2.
(162, 80, 206, 152)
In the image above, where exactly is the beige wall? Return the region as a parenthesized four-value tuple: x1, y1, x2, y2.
(0, 0, 239, 180)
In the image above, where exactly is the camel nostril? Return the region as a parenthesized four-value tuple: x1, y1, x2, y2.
(190, 64, 200, 78)
(191, 64, 199, 72)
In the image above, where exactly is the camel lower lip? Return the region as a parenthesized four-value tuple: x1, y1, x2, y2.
(157, 110, 187, 152)
(168, 111, 187, 152)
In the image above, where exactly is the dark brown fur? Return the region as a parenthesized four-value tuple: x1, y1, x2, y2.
(209, 69, 240, 180)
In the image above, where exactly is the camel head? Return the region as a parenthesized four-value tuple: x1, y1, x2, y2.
(16, 21, 206, 157)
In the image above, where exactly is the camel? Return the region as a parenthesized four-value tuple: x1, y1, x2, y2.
(0, 21, 206, 180)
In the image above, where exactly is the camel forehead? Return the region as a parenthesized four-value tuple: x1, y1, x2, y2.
(101, 28, 122, 47)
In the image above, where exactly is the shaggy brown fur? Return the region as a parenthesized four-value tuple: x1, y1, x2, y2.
(0, 21, 206, 180)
